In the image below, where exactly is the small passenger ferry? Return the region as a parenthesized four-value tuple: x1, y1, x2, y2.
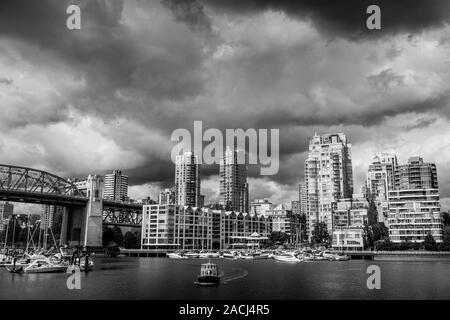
(194, 262, 220, 286)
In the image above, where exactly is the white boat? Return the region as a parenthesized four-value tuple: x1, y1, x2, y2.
(273, 253, 301, 262)
(198, 251, 210, 259)
(24, 258, 67, 273)
(185, 252, 200, 258)
(222, 251, 238, 259)
(322, 250, 335, 260)
(302, 254, 315, 262)
(334, 254, 350, 261)
(252, 253, 270, 260)
(167, 252, 187, 259)
(209, 252, 220, 258)
(194, 262, 220, 286)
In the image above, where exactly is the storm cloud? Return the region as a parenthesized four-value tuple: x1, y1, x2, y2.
(0, 0, 449, 208)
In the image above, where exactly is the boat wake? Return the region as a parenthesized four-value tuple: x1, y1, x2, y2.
(221, 268, 248, 284)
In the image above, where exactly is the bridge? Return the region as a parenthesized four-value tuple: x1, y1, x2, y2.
(0, 164, 142, 248)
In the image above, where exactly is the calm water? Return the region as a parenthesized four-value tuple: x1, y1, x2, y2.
(0, 256, 449, 299)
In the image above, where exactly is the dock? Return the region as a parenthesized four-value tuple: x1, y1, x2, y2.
(337, 250, 450, 261)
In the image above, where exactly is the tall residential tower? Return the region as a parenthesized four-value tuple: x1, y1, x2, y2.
(304, 133, 353, 240)
(219, 147, 249, 212)
(104, 170, 129, 201)
(175, 152, 201, 207)
(366, 153, 398, 201)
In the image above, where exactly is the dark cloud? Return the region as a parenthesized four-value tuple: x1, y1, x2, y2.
(162, 0, 212, 33)
(0, 78, 13, 86)
(203, 0, 450, 39)
(0, 1, 449, 207)
(367, 68, 404, 91)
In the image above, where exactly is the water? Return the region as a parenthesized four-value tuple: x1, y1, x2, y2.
(1, 256, 449, 299)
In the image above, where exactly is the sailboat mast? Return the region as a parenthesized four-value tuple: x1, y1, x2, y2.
(11, 215, 16, 249)
(25, 214, 31, 254)
(3, 216, 9, 251)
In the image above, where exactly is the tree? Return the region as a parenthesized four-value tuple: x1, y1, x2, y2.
(442, 212, 450, 227)
(102, 227, 115, 246)
(367, 200, 378, 225)
(123, 231, 139, 249)
(399, 239, 412, 251)
(311, 222, 329, 245)
(269, 231, 289, 244)
(423, 233, 438, 251)
(372, 223, 389, 241)
(363, 223, 374, 249)
(112, 226, 124, 245)
(439, 227, 450, 251)
(375, 237, 394, 251)
(299, 214, 307, 241)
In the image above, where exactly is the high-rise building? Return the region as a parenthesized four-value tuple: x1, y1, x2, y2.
(40, 205, 54, 230)
(291, 201, 301, 216)
(366, 153, 398, 201)
(219, 147, 249, 212)
(40, 205, 64, 230)
(388, 189, 443, 243)
(304, 133, 353, 240)
(104, 170, 129, 201)
(0, 202, 14, 232)
(175, 152, 201, 207)
(159, 188, 176, 205)
(395, 156, 438, 190)
(299, 182, 307, 216)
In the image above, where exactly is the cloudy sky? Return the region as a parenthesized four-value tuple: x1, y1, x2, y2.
(1, 0, 450, 211)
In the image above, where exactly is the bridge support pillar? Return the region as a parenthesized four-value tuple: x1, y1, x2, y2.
(59, 207, 68, 246)
(82, 175, 104, 249)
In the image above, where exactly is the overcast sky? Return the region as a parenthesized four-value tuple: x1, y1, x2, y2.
(1, 0, 450, 210)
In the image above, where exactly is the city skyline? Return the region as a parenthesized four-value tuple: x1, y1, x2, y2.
(4, 132, 450, 215)
(0, 0, 450, 211)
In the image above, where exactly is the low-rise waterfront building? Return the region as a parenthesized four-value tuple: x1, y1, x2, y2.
(387, 189, 444, 243)
(264, 204, 300, 242)
(141, 204, 179, 250)
(219, 211, 271, 249)
(175, 206, 212, 250)
(331, 196, 369, 251)
(141, 205, 272, 250)
(332, 227, 365, 251)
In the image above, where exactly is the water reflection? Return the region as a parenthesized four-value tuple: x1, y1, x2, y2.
(0, 257, 449, 300)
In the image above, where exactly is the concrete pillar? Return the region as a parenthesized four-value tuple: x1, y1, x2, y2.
(82, 174, 104, 248)
(59, 207, 68, 246)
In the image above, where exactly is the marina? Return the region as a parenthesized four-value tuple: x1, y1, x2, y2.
(1, 256, 450, 300)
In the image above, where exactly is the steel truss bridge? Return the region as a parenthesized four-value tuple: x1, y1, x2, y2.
(0, 164, 142, 228)
(102, 200, 142, 228)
